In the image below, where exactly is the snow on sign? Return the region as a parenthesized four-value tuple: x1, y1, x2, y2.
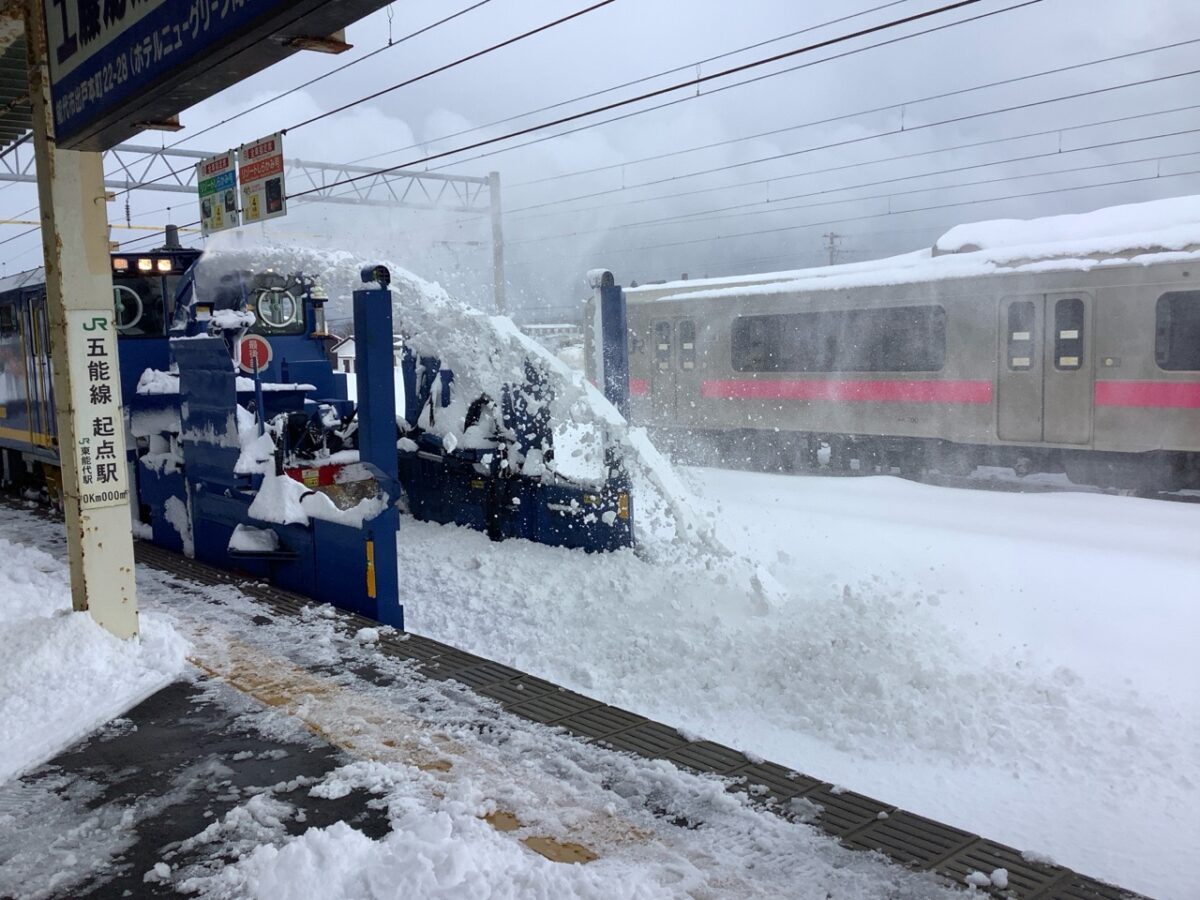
(238, 335, 273, 374)
(239, 133, 287, 224)
(66, 310, 130, 510)
(196, 150, 239, 236)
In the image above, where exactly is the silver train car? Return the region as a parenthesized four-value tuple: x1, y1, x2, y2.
(602, 226, 1200, 490)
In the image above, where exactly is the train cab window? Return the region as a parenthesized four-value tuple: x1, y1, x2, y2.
(1053, 298, 1085, 370)
(249, 277, 306, 336)
(1155, 291, 1200, 370)
(678, 320, 696, 371)
(112, 274, 169, 337)
(732, 306, 946, 373)
(1007, 301, 1036, 370)
(653, 321, 672, 372)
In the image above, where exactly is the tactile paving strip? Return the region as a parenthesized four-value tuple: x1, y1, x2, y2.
(665, 740, 752, 775)
(844, 810, 977, 868)
(937, 839, 1067, 897)
(556, 705, 647, 740)
(115, 533, 1148, 899)
(599, 721, 691, 759)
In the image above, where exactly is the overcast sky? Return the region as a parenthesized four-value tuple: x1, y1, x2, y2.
(5, 0, 1200, 318)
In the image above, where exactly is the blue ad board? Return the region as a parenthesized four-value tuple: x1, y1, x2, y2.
(46, 0, 284, 148)
(42, 0, 389, 150)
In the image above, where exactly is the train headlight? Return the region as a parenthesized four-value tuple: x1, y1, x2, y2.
(137, 258, 153, 272)
(156, 259, 173, 272)
(111, 258, 129, 271)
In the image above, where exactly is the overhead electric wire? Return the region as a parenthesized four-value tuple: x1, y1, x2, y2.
(507, 145, 1200, 246)
(109, 0, 622, 200)
(343, 0, 917, 167)
(506, 119, 1200, 240)
(157, 0, 495, 153)
(507, 33, 1200, 190)
(291, 0, 1041, 204)
(538, 165, 1200, 263)
(284, 0, 1035, 202)
(110, 0, 1024, 250)
(502, 64, 1200, 217)
(501, 100, 1200, 226)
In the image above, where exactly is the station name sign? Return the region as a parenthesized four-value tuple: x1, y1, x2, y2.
(43, 0, 393, 151)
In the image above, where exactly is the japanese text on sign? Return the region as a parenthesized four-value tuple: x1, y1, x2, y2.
(239, 132, 287, 224)
(197, 149, 239, 235)
(45, 0, 274, 146)
(67, 310, 129, 509)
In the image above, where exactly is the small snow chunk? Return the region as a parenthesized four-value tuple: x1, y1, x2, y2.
(829, 784, 848, 795)
(964, 871, 991, 888)
(990, 868, 1009, 889)
(355, 627, 380, 644)
(1020, 848, 1058, 865)
(397, 437, 418, 452)
(876, 810, 889, 820)
(144, 862, 171, 882)
(787, 796, 821, 823)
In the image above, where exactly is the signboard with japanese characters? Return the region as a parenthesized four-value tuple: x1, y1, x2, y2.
(197, 150, 239, 236)
(42, 0, 393, 151)
(66, 310, 129, 510)
(239, 132, 287, 224)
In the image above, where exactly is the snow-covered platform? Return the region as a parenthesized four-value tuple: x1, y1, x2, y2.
(0, 502, 1146, 899)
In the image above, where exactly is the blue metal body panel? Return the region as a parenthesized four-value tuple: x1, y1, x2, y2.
(351, 283, 402, 628)
(599, 283, 630, 417)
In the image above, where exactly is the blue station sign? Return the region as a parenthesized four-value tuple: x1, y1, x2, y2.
(43, 0, 393, 151)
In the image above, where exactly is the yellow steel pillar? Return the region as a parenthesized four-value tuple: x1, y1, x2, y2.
(23, 1, 138, 638)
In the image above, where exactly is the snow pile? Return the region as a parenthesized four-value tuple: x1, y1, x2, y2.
(935, 194, 1200, 256)
(0, 538, 189, 784)
(646, 194, 1200, 304)
(248, 472, 387, 529)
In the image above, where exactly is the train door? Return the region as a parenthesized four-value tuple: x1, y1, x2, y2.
(996, 294, 1093, 445)
(674, 319, 699, 425)
(27, 293, 56, 446)
(650, 319, 674, 420)
(1042, 292, 1093, 444)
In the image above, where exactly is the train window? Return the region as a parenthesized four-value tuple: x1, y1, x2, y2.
(1007, 301, 1036, 370)
(1155, 291, 1200, 370)
(654, 321, 672, 372)
(0, 304, 17, 338)
(732, 306, 946, 373)
(678, 320, 696, 371)
(1053, 298, 1084, 370)
(112, 275, 168, 337)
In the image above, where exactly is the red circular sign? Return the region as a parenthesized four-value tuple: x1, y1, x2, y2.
(238, 335, 273, 373)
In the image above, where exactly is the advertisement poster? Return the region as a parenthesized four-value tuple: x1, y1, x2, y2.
(196, 150, 239, 235)
(239, 133, 288, 224)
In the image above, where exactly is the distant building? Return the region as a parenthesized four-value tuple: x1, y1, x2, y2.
(330, 335, 356, 374)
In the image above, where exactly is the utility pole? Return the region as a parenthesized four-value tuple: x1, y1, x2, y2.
(25, 0, 139, 639)
(822, 231, 842, 266)
(488, 171, 506, 314)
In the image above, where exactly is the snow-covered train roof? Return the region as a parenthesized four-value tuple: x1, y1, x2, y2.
(627, 195, 1200, 304)
(0, 267, 45, 295)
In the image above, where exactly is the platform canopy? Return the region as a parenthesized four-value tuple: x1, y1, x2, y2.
(0, 8, 30, 155)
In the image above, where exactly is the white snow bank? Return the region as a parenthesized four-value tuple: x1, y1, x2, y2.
(936, 194, 1200, 254)
(0, 538, 189, 785)
(647, 194, 1200, 304)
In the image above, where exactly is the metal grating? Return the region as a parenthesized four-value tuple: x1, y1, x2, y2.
(444, 660, 525, 690)
(844, 810, 977, 868)
(507, 689, 603, 725)
(556, 705, 647, 741)
(937, 839, 1067, 897)
(729, 761, 823, 803)
(1033, 875, 1142, 900)
(599, 721, 692, 759)
(664, 740, 753, 775)
(802, 785, 897, 837)
(477, 675, 560, 707)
